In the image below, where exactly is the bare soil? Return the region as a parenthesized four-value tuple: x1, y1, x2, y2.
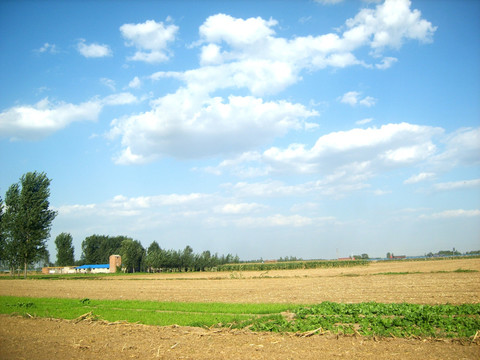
(0, 258, 479, 359)
(0, 258, 478, 304)
(1, 315, 478, 360)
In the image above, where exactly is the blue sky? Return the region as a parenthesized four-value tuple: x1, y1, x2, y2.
(1, 0, 479, 261)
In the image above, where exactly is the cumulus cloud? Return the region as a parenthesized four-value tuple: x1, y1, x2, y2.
(0, 98, 102, 140)
(128, 76, 141, 89)
(101, 78, 116, 91)
(356, 118, 373, 125)
(206, 122, 445, 197)
(421, 209, 480, 219)
(77, 39, 112, 58)
(432, 127, 480, 169)
(0, 93, 138, 141)
(345, 0, 436, 52)
(404, 172, 435, 184)
(214, 202, 266, 215)
(110, 1, 435, 164)
(36, 42, 58, 54)
(109, 92, 317, 164)
(120, 19, 178, 63)
(339, 91, 377, 107)
(260, 123, 441, 174)
(102, 92, 138, 106)
(433, 179, 480, 191)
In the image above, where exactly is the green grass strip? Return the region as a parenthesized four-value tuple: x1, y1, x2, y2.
(0, 296, 292, 327)
(1, 296, 479, 339)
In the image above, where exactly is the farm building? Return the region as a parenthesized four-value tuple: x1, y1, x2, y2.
(41, 266, 76, 275)
(42, 255, 122, 274)
(75, 264, 110, 274)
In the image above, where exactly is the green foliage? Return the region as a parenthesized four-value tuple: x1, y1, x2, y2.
(217, 259, 368, 271)
(0, 196, 4, 263)
(1, 296, 478, 340)
(55, 232, 75, 266)
(2, 172, 57, 278)
(80, 235, 125, 265)
(0, 296, 291, 327)
(145, 244, 239, 272)
(120, 238, 145, 273)
(352, 254, 369, 260)
(243, 302, 480, 339)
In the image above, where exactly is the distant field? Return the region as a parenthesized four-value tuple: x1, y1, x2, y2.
(1, 258, 478, 304)
(1, 257, 479, 360)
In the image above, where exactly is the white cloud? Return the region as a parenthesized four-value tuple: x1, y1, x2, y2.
(77, 39, 112, 58)
(206, 122, 445, 199)
(433, 127, 480, 169)
(339, 91, 377, 107)
(109, 92, 317, 164)
(421, 209, 480, 220)
(260, 123, 441, 174)
(356, 118, 373, 125)
(375, 56, 398, 69)
(404, 172, 435, 184)
(111, 2, 435, 164)
(120, 19, 178, 63)
(0, 93, 138, 141)
(36, 42, 58, 54)
(102, 92, 138, 106)
(101, 78, 116, 91)
(0, 98, 102, 140)
(214, 202, 266, 215)
(128, 76, 141, 89)
(236, 214, 315, 227)
(433, 179, 480, 191)
(346, 0, 436, 52)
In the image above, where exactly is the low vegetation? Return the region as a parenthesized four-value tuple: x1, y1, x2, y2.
(1, 296, 479, 340)
(217, 259, 368, 271)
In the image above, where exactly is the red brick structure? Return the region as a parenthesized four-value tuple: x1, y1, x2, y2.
(109, 255, 122, 273)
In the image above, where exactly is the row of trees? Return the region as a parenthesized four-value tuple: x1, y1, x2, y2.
(54, 234, 240, 273)
(0, 172, 57, 278)
(80, 234, 145, 272)
(145, 242, 240, 272)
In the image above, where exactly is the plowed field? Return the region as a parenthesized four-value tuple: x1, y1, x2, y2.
(1, 258, 479, 359)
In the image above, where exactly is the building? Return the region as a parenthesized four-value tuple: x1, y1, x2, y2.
(109, 254, 122, 273)
(42, 255, 122, 274)
(41, 266, 76, 275)
(75, 264, 110, 274)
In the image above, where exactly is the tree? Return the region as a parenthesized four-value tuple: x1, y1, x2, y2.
(181, 245, 194, 271)
(146, 241, 162, 272)
(120, 238, 145, 273)
(3, 172, 57, 278)
(80, 234, 125, 265)
(55, 232, 75, 266)
(0, 196, 4, 265)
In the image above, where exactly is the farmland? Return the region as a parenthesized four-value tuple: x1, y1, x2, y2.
(0, 257, 479, 359)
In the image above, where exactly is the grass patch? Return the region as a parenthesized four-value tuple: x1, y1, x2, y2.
(0, 296, 291, 327)
(1, 296, 479, 340)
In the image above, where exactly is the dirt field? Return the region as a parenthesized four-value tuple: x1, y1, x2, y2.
(1, 258, 479, 359)
(1, 315, 479, 360)
(1, 258, 479, 304)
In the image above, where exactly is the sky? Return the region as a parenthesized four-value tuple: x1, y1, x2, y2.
(1, 0, 479, 261)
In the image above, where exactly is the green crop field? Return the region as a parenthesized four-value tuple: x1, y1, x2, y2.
(1, 296, 479, 340)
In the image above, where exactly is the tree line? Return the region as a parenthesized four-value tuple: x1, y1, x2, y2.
(0, 171, 240, 275)
(57, 233, 240, 273)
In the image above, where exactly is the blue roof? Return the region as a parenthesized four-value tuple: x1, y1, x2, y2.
(75, 264, 109, 269)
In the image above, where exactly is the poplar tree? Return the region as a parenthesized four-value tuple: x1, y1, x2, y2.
(55, 232, 75, 266)
(4, 172, 57, 278)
